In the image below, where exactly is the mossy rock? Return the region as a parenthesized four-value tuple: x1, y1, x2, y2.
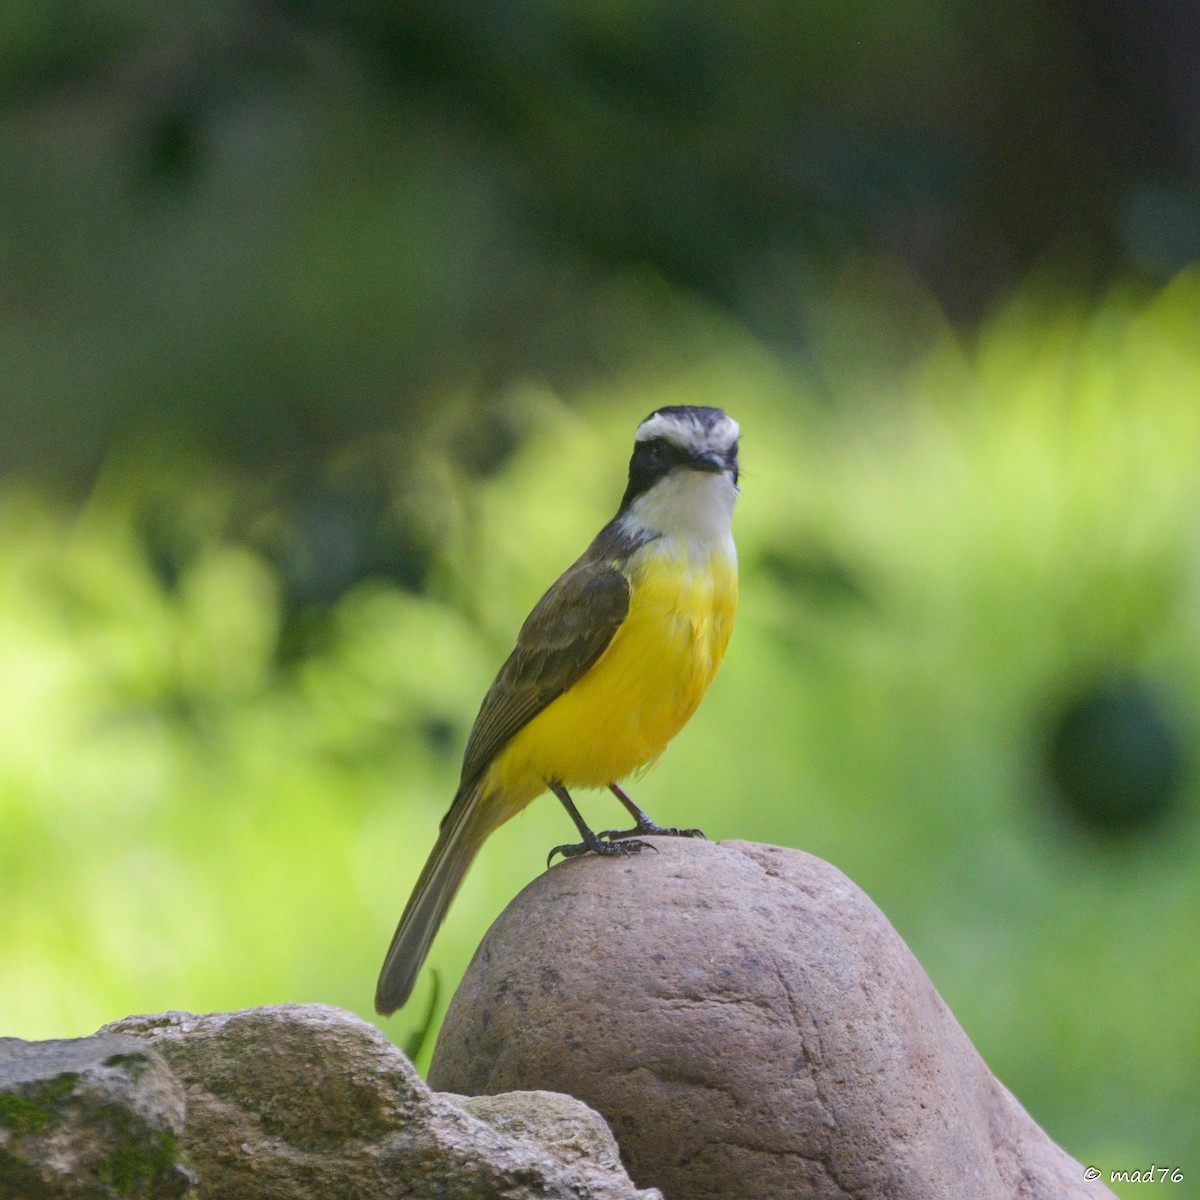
(0, 1035, 194, 1199)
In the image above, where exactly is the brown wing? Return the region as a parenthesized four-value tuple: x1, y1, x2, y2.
(458, 557, 631, 787)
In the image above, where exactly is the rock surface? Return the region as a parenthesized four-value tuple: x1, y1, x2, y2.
(0, 1034, 194, 1199)
(429, 837, 1116, 1200)
(107, 1005, 657, 1200)
(2, 1004, 657, 1200)
(451, 1089, 630, 1175)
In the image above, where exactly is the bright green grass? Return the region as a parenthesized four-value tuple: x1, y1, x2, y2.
(1, 274, 1198, 1197)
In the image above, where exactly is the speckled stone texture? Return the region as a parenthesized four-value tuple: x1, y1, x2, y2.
(0, 1034, 193, 1199)
(98, 1004, 660, 1200)
(428, 838, 1116, 1200)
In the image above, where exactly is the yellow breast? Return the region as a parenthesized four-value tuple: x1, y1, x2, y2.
(489, 540, 738, 799)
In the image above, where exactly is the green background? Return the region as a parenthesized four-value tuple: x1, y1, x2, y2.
(3, 4, 1199, 1195)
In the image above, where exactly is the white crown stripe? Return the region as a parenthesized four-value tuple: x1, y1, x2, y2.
(634, 411, 740, 452)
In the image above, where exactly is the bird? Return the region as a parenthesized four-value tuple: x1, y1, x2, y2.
(375, 405, 740, 1015)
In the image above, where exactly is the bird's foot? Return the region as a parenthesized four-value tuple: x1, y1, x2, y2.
(547, 829, 655, 867)
(598, 820, 707, 842)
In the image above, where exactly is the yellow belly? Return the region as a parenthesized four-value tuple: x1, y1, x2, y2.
(487, 542, 738, 802)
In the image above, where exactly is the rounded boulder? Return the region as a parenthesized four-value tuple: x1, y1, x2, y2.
(428, 837, 1112, 1200)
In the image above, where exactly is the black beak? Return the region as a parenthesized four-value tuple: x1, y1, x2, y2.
(689, 451, 726, 474)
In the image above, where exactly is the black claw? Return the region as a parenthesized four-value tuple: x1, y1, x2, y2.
(599, 821, 707, 842)
(547, 832, 655, 867)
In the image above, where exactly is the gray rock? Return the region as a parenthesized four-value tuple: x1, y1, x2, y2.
(99, 1003, 657, 1200)
(428, 837, 1117, 1200)
(0, 1034, 194, 1199)
(448, 1089, 627, 1173)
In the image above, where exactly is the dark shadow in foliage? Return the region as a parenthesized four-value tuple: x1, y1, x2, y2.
(1042, 673, 1187, 838)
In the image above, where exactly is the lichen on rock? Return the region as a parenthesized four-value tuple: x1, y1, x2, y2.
(99, 1004, 656, 1199)
(0, 1035, 194, 1199)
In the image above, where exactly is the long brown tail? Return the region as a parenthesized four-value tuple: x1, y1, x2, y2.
(375, 778, 495, 1015)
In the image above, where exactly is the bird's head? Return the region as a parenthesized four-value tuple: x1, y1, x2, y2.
(618, 406, 740, 541)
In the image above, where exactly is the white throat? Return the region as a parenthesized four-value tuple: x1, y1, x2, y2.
(618, 468, 738, 551)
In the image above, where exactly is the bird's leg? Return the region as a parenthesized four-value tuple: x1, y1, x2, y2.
(546, 782, 653, 866)
(598, 782, 706, 841)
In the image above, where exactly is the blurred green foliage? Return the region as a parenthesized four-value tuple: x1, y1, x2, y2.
(5, 0, 1200, 484)
(3, 5, 1200, 1197)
